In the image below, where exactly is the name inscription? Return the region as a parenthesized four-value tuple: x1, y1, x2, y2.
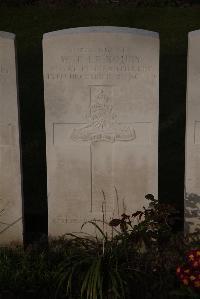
(46, 47, 152, 81)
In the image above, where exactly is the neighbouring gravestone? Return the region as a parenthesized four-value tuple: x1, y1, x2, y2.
(185, 30, 200, 233)
(0, 32, 23, 244)
(43, 27, 159, 237)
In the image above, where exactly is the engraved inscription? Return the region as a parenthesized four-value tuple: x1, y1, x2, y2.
(46, 47, 152, 81)
(53, 85, 137, 214)
(45, 31, 159, 237)
(52, 216, 88, 224)
(71, 87, 136, 143)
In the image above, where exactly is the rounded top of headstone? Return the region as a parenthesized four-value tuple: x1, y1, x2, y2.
(189, 30, 200, 38)
(0, 31, 15, 40)
(43, 26, 159, 39)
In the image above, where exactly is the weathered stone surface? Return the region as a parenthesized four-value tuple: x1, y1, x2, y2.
(43, 27, 159, 236)
(185, 30, 200, 233)
(0, 32, 23, 244)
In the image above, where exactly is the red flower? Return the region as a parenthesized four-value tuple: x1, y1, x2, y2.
(186, 249, 200, 269)
(176, 249, 200, 292)
(176, 266, 181, 276)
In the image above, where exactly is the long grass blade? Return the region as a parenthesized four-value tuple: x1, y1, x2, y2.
(82, 221, 107, 241)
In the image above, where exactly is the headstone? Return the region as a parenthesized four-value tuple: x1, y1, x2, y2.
(185, 30, 200, 233)
(0, 32, 23, 244)
(43, 27, 159, 237)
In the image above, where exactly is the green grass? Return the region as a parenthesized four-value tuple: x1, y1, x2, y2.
(0, 5, 199, 235)
(0, 193, 199, 298)
(0, 228, 198, 299)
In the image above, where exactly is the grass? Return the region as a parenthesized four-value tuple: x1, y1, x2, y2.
(0, 194, 199, 298)
(0, 5, 199, 238)
(0, 229, 198, 298)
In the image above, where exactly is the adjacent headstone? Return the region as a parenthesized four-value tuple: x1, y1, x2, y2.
(185, 30, 200, 233)
(0, 32, 23, 244)
(43, 27, 159, 237)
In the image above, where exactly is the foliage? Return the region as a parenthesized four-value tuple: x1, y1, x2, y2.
(0, 245, 53, 298)
(54, 194, 199, 299)
(0, 223, 198, 298)
(109, 193, 179, 250)
(0, 195, 197, 299)
(55, 224, 131, 299)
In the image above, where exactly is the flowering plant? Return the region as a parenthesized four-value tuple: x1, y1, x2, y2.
(109, 193, 178, 249)
(176, 249, 200, 292)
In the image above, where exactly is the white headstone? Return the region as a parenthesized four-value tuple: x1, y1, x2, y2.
(185, 30, 200, 233)
(43, 27, 159, 237)
(0, 32, 23, 244)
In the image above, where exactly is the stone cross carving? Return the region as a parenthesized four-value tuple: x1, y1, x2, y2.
(44, 27, 159, 237)
(0, 124, 22, 234)
(0, 31, 22, 244)
(53, 85, 136, 213)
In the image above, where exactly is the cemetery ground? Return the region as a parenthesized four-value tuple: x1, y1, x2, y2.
(0, 3, 200, 299)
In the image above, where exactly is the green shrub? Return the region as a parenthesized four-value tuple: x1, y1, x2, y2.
(55, 195, 200, 299)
